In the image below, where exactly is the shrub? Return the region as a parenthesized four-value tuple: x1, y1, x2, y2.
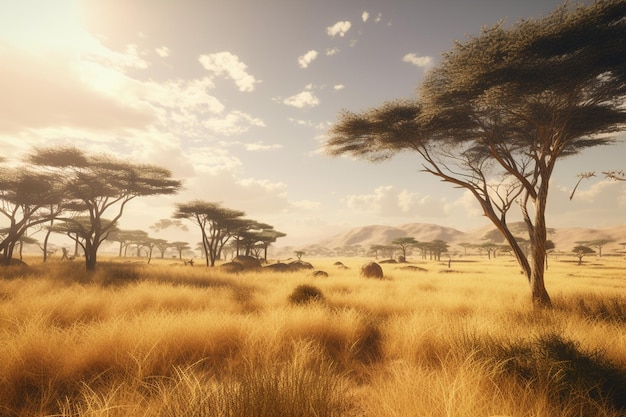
(288, 284, 325, 305)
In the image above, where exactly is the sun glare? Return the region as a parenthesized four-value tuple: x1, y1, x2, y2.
(0, 0, 89, 52)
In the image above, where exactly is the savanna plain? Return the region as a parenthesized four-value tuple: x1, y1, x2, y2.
(1, 254, 626, 417)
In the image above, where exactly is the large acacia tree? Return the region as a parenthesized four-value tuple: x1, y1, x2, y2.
(325, 1, 626, 308)
(30, 147, 182, 271)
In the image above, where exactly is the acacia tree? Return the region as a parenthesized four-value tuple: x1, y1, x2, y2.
(248, 227, 286, 263)
(174, 201, 245, 266)
(325, 1, 626, 308)
(170, 241, 192, 259)
(0, 167, 65, 265)
(391, 237, 418, 260)
(107, 229, 148, 257)
(29, 147, 182, 271)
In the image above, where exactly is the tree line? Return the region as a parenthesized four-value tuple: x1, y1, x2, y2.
(0, 147, 286, 271)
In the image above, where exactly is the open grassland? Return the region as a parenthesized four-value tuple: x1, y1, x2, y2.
(1, 255, 626, 416)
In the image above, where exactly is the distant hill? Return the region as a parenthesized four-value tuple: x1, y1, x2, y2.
(305, 222, 626, 255)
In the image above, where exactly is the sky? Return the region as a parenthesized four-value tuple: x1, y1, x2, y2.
(1, 0, 625, 249)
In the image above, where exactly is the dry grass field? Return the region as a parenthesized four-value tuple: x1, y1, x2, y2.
(1, 254, 626, 416)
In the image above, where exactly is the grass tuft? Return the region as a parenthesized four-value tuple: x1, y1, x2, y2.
(288, 284, 325, 305)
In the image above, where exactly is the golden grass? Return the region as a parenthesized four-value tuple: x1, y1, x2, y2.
(0, 254, 625, 416)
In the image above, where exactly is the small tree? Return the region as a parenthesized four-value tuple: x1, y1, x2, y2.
(573, 245, 595, 265)
(295, 250, 306, 260)
(391, 237, 418, 260)
(170, 241, 192, 260)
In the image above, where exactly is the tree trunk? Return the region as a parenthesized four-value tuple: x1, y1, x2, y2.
(528, 188, 552, 309)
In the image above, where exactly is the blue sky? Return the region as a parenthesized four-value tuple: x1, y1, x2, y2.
(1, 0, 624, 247)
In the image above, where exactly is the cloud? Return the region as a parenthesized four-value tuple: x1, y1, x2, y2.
(327, 21, 351, 37)
(346, 185, 446, 218)
(362, 11, 369, 22)
(0, 46, 156, 135)
(326, 47, 340, 56)
(297, 50, 318, 69)
(282, 88, 320, 109)
(402, 53, 434, 68)
(245, 142, 283, 151)
(198, 52, 258, 92)
(155, 46, 170, 57)
(334, 84, 345, 91)
(203, 110, 265, 135)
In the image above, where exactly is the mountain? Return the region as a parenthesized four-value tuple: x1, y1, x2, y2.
(315, 223, 468, 250)
(306, 222, 626, 254)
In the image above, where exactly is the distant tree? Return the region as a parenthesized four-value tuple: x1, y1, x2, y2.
(586, 239, 613, 257)
(573, 245, 595, 265)
(170, 241, 192, 259)
(141, 237, 166, 264)
(107, 229, 147, 257)
(173, 201, 245, 266)
(391, 237, 418, 260)
(325, 1, 626, 308)
(295, 250, 306, 260)
(478, 242, 499, 260)
(429, 239, 449, 261)
(458, 242, 472, 256)
(54, 216, 119, 266)
(29, 147, 182, 271)
(238, 225, 285, 262)
(545, 240, 556, 270)
(370, 244, 394, 259)
(154, 239, 170, 258)
(619, 242, 626, 251)
(150, 218, 189, 233)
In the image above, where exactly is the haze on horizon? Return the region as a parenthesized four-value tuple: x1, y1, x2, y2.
(1, 0, 624, 248)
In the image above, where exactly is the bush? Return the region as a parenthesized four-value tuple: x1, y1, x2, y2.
(288, 284, 325, 305)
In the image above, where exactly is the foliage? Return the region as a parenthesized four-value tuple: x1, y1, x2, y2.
(29, 147, 182, 271)
(174, 200, 246, 267)
(0, 167, 65, 265)
(325, 1, 626, 308)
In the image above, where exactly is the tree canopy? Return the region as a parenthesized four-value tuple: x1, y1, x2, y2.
(325, 0, 626, 308)
(30, 147, 182, 270)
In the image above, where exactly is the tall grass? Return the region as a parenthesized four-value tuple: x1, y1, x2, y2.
(1, 255, 625, 416)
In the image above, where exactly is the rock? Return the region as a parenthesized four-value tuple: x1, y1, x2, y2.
(232, 255, 262, 270)
(360, 261, 384, 279)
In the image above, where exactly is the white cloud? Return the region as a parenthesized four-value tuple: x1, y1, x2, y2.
(297, 50, 318, 69)
(346, 185, 446, 218)
(203, 110, 265, 136)
(375, 13, 383, 23)
(402, 53, 434, 68)
(198, 52, 258, 92)
(155, 46, 170, 57)
(362, 11, 369, 22)
(334, 84, 345, 91)
(282, 89, 320, 109)
(327, 21, 351, 37)
(326, 47, 340, 56)
(245, 142, 283, 151)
